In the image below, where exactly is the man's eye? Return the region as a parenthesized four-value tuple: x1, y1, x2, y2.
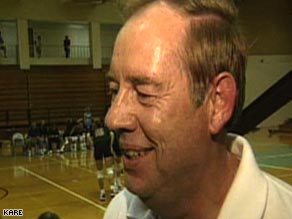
(138, 92, 150, 99)
(137, 91, 155, 105)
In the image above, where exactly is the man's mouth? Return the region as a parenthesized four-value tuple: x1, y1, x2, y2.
(121, 148, 154, 159)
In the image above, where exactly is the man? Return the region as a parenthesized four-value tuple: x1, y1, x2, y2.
(104, 0, 292, 219)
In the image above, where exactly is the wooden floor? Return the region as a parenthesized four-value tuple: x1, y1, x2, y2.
(0, 128, 292, 219)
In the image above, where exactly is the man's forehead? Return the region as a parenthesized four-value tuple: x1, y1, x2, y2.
(113, 2, 188, 64)
(109, 1, 188, 85)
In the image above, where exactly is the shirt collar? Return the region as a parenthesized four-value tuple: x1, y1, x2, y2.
(218, 134, 268, 219)
(125, 189, 157, 219)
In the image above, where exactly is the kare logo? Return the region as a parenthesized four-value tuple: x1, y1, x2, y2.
(3, 209, 23, 217)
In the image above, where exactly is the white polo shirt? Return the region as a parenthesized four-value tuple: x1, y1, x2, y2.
(104, 134, 292, 219)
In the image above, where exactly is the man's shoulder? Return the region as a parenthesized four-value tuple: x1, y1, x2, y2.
(103, 189, 152, 219)
(103, 189, 133, 219)
(265, 172, 292, 198)
(263, 172, 292, 218)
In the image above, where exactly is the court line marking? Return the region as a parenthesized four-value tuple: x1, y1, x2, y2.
(0, 158, 69, 170)
(48, 156, 97, 175)
(18, 166, 106, 211)
(257, 153, 292, 159)
(259, 164, 292, 172)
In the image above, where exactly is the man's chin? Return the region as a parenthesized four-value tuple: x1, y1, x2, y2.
(126, 181, 150, 198)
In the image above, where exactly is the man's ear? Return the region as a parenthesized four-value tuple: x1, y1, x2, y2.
(208, 72, 237, 135)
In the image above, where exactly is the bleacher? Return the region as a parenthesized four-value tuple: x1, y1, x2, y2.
(0, 66, 29, 128)
(0, 65, 110, 129)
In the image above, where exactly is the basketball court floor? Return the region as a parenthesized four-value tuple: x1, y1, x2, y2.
(0, 128, 292, 219)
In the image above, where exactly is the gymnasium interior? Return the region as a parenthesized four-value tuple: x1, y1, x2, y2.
(0, 0, 291, 218)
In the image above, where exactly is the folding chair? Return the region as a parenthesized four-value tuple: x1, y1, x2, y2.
(12, 132, 25, 156)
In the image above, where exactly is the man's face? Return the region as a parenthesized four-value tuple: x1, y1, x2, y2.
(105, 2, 210, 200)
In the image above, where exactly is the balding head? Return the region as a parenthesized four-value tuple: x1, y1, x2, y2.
(116, 0, 246, 129)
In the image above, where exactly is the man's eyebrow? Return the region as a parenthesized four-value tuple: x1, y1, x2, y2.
(106, 70, 162, 87)
(128, 75, 162, 87)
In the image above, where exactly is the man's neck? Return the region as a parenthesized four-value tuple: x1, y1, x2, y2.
(144, 145, 240, 219)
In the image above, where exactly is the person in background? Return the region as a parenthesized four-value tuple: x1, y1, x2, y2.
(61, 118, 75, 152)
(0, 31, 7, 58)
(35, 35, 42, 58)
(47, 122, 61, 154)
(37, 120, 48, 155)
(63, 35, 71, 58)
(93, 121, 121, 201)
(63, 118, 77, 138)
(104, 0, 292, 219)
(109, 130, 123, 197)
(83, 106, 93, 133)
(27, 121, 41, 156)
(38, 211, 60, 219)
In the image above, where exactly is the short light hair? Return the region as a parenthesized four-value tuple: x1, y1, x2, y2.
(118, 0, 247, 128)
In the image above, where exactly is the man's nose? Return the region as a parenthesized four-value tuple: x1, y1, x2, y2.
(105, 90, 137, 132)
